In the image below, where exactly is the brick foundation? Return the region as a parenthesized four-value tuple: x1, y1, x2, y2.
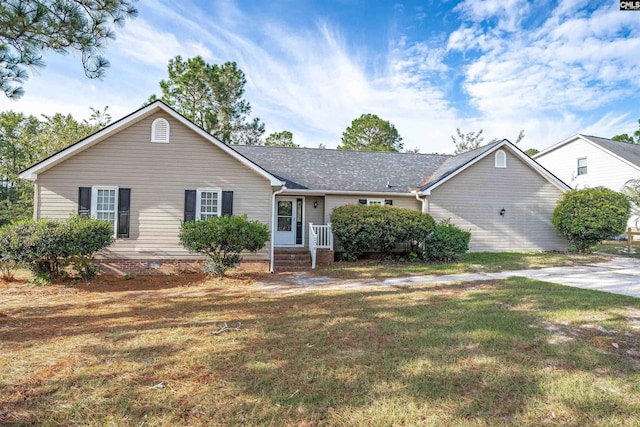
(315, 249, 335, 267)
(95, 259, 270, 275)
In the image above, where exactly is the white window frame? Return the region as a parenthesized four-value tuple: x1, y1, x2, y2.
(196, 188, 222, 220)
(90, 186, 118, 235)
(577, 157, 588, 176)
(151, 118, 170, 143)
(367, 198, 385, 206)
(495, 150, 507, 168)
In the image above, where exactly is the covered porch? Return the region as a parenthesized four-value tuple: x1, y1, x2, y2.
(273, 195, 333, 270)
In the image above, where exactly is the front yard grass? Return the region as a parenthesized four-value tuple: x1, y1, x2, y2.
(316, 251, 608, 279)
(1, 269, 639, 426)
(595, 242, 640, 258)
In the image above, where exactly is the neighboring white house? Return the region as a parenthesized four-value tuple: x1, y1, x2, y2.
(534, 134, 640, 226)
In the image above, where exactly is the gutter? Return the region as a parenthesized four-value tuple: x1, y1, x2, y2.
(270, 184, 287, 273)
(277, 189, 417, 196)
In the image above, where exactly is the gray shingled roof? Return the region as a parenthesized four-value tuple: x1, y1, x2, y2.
(581, 135, 640, 168)
(419, 140, 504, 191)
(233, 144, 507, 193)
(233, 146, 450, 192)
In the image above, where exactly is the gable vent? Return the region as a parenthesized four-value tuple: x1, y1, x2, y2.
(495, 149, 506, 168)
(151, 118, 170, 143)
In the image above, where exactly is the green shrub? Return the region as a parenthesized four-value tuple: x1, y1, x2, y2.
(0, 216, 114, 282)
(330, 204, 436, 260)
(179, 215, 270, 277)
(66, 215, 115, 280)
(0, 222, 32, 281)
(424, 220, 471, 262)
(552, 188, 630, 253)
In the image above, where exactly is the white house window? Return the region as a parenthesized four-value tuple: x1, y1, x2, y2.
(91, 186, 118, 233)
(367, 198, 385, 206)
(196, 189, 221, 220)
(151, 118, 170, 143)
(495, 150, 507, 168)
(577, 157, 587, 175)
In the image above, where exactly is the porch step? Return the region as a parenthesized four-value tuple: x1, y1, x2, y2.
(274, 248, 311, 272)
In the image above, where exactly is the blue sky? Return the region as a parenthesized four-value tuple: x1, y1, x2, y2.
(1, 0, 639, 154)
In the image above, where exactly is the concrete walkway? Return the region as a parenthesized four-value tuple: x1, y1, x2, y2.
(256, 257, 640, 298)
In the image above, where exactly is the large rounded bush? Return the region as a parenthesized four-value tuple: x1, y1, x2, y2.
(424, 220, 471, 262)
(552, 187, 630, 252)
(330, 204, 435, 260)
(179, 215, 270, 276)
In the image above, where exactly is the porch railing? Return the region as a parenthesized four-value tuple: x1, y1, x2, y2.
(309, 223, 333, 269)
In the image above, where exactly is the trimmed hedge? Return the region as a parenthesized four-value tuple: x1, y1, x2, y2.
(552, 187, 630, 253)
(0, 216, 114, 282)
(330, 204, 436, 260)
(424, 220, 471, 262)
(179, 215, 270, 276)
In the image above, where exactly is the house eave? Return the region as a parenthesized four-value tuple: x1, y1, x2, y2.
(280, 189, 419, 196)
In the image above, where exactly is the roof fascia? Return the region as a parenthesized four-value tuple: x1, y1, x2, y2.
(533, 134, 584, 159)
(281, 189, 419, 196)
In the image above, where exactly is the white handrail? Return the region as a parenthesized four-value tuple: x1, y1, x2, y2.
(309, 223, 333, 269)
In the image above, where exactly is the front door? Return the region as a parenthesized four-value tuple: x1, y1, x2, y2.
(275, 198, 297, 245)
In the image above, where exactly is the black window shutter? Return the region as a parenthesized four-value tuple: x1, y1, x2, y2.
(184, 190, 196, 222)
(358, 199, 367, 205)
(117, 188, 131, 238)
(221, 191, 233, 216)
(78, 187, 91, 217)
(384, 199, 393, 205)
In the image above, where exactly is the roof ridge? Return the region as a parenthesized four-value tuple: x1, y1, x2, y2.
(234, 144, 452, 157)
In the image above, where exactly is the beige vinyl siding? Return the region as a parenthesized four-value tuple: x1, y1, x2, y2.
(427, 148, 567, 252)
(36, 113, 273, 260)
(323, 195, 421, 223)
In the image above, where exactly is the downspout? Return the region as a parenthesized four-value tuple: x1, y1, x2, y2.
(415, 191, 429, 252)
(415, 192, 427, 214)
(270, 184, 287, 273)
(33, 179, 39, 220)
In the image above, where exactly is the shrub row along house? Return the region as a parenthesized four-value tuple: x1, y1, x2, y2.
(19, 101, 569, 273)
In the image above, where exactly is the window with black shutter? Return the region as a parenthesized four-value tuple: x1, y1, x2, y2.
(221, 191, 233, 216)
(117, 188, 131, 238)
(78, 187, 91, 217)
(184, 190, 196, 222)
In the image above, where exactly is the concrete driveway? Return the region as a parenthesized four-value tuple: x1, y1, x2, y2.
(257, 256, 640, 298)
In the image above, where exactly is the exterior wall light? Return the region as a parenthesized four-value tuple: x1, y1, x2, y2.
(500, 208, 506, 216)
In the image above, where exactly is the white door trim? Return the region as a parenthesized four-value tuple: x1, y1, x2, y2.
(274, 196, 305, 247)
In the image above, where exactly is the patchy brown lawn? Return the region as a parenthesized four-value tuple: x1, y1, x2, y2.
(1, 270, 639, 426)
(316, 251, 608, 279)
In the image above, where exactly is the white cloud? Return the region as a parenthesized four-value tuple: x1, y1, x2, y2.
(444, 1, 640, 149)
(113, 19, 213, 68)
(454, 0, 532, 32)
(1, 0, 638, 156)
